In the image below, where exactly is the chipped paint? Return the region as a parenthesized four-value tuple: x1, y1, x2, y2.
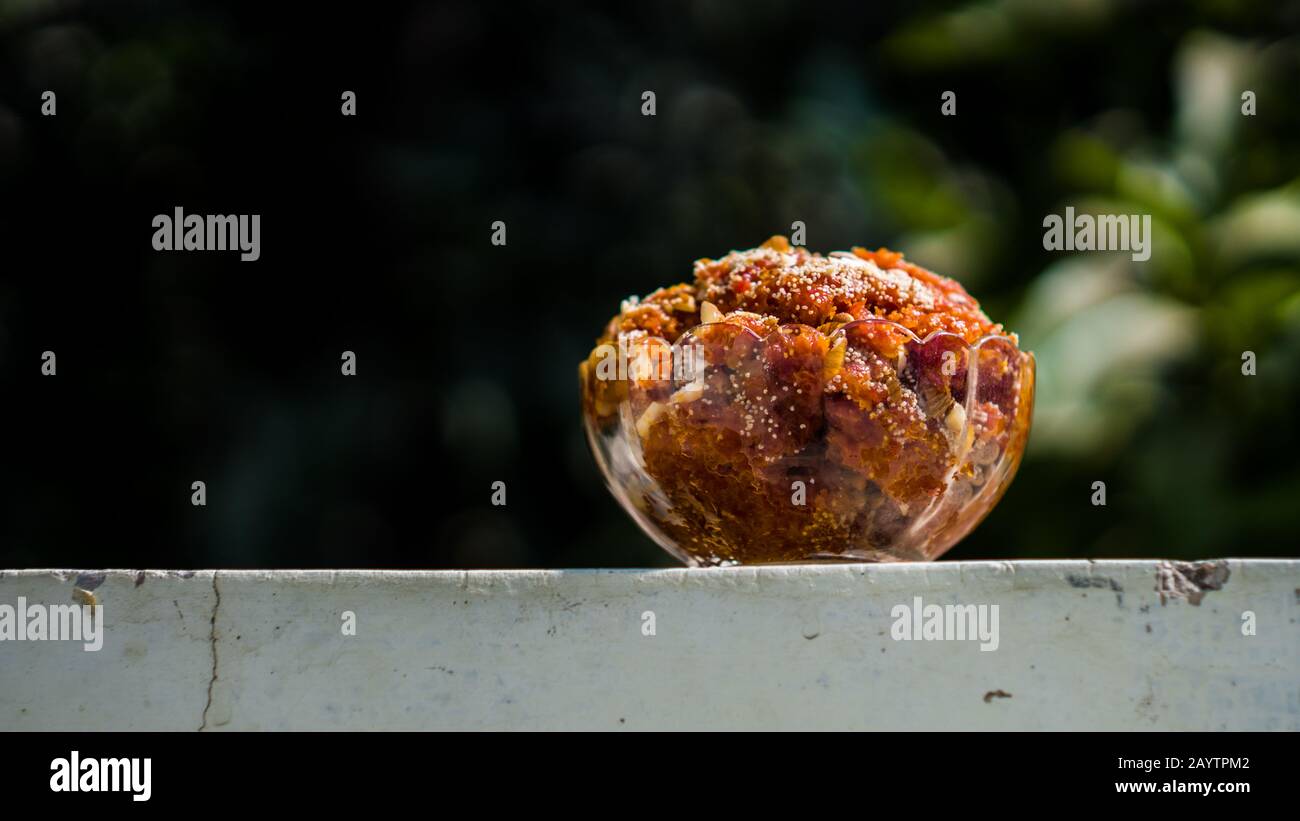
(1155, 560, 1230, 606)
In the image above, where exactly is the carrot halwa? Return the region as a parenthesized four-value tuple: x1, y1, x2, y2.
(581, 237, 1034, 565)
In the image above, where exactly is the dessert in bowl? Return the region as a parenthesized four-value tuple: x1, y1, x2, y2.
(580, 237, 1034, 565)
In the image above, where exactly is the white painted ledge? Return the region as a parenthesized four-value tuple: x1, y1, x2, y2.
(1, 561, 1296, 730)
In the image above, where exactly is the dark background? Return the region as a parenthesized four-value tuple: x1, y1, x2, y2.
(1, 0, 1297, 568)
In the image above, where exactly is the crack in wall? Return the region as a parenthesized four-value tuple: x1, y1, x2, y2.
(199, 572, 221, 731)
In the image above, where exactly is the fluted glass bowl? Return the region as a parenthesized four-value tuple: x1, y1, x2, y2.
(580, 317, 1034, 565)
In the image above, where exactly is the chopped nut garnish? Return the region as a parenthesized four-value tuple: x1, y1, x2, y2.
(823, 336, 847, 381)
(670, 380, 705, 404)
(945, 402, 966, 435)
(636, 401, 667, 439)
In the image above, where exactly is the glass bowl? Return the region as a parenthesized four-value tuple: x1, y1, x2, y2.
(580, 316, 1034, 565)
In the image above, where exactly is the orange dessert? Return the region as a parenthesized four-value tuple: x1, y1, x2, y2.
(581, 237, 1034, 565)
